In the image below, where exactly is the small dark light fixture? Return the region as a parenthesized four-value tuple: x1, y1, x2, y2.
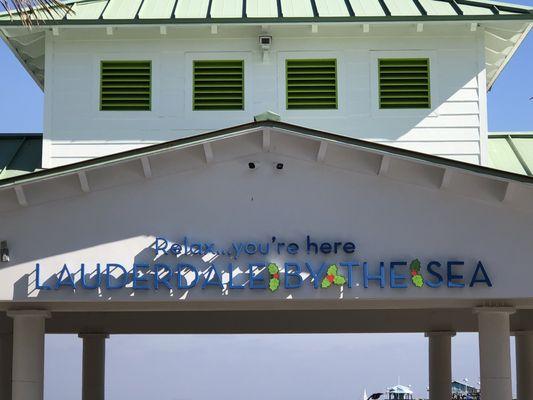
(275, 163, 284, 170)
(1, 241, 9, 263)
(248, 162, 257, 170)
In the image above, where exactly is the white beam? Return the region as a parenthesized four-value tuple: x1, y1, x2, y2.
(211, 25, 218, 34)
(363, 24, 370, 33)
(440, 168, 453, 189)
(311, 24, 318, 33)
(203, 143, 214, 164)
(262, 128, 271, 151)
(317, 141, 328, 162)
(78, 171, 90, 193)
(141, 157, 152, 179)
(378, 156, 390, 176)
(106, 27, 113, 36)
(14, 186, 27, 207)
(160, 26, 167, 35)
(416, 23, 424, 33)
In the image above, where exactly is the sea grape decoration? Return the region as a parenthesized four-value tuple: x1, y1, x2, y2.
(321, 264, 346, 288)
(410, 259, 424, 287)
(268, 263, 280, 292)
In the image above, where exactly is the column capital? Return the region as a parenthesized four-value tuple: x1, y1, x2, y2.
(425, 331, 456, 338)
(473, 306, 515, 315)
(6, 310, 51, 319)
(78, 333, 109, 339)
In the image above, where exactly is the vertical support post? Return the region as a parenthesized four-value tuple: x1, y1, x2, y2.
(515, 331, 533, 400)
(475, 307, 514, 400)
(0, 332, 12, 400)
(425, 331, 455, 400)
(79, 333, 109, 400)
(7, 310, 50, 400)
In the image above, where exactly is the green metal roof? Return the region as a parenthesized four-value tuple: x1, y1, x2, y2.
(0, 135, 42, 180)
(488, 133, 533, 176)
(0, 0, 531, 23)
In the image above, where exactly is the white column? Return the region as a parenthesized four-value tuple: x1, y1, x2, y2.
(0, 332, 12, 400)
(476, 307, 514, 400)
(515, 331, 533, 400)
(79, 333, 109, 400)
(7, 310, 51, 400)
(425, 331, 455, 400)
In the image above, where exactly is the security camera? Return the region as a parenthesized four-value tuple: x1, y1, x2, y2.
(259, 35, 272, 50)
(248, 162, 259, 170)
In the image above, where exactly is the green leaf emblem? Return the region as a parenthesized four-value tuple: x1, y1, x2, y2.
(269, 278, 280, 292)
(327, 264, 338, 276)
(412, 274, 424, 288)
(334, 275, 346, 285)
(268, 263, 279, 274)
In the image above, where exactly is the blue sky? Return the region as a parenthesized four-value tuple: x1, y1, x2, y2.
(0, 2, 531, 399)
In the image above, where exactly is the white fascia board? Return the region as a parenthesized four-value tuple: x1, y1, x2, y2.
(487, 22, 532, 90)
(0, 29, 44, 90)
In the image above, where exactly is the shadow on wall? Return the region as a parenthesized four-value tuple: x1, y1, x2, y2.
(12, 240, 346, 301)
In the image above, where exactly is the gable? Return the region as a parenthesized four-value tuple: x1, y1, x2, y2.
(1, 122, 533, 308)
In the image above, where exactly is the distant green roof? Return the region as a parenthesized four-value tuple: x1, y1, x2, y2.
(488, 133, 533, 176)
(0, 135, 42, 180)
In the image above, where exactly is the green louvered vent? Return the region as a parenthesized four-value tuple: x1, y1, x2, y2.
(193, 60, 244, 110)
(379, 58, 430, 109)
(286, 59, 337, 110)
(100, 61, 151, 111)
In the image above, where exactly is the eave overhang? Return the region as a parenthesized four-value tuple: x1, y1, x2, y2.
(1, 120, 533, 212)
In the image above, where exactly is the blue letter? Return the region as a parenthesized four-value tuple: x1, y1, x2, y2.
(132, 264, 150, 290)
(339, 262, 359, 288)
(249, 263, 267, 289)
(154, 264, 172, 290)
(55, 264, 76, 290)
(390, 261, 408, 289)
(364, 262, 385, 288)
(81, 263, 101, 289)
(228, 263, 245, 289)
(447, 261, 465, 288)
(305, 262, 328, 289)
(469, 261, 493, 287)
(177, 264, 198, 289)
(35, 263, 52, 290)
(154, 237, 168, 256)
(426, 261, 443, 288)
(202, 265, 224, 289)
(105, 263, 128, 289)
(284, 263, 303, 289)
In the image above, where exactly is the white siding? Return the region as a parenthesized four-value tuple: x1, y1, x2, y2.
(44, 26, 487, 167)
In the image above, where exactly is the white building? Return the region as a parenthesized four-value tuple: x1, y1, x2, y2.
(0, 1, 532, 400)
